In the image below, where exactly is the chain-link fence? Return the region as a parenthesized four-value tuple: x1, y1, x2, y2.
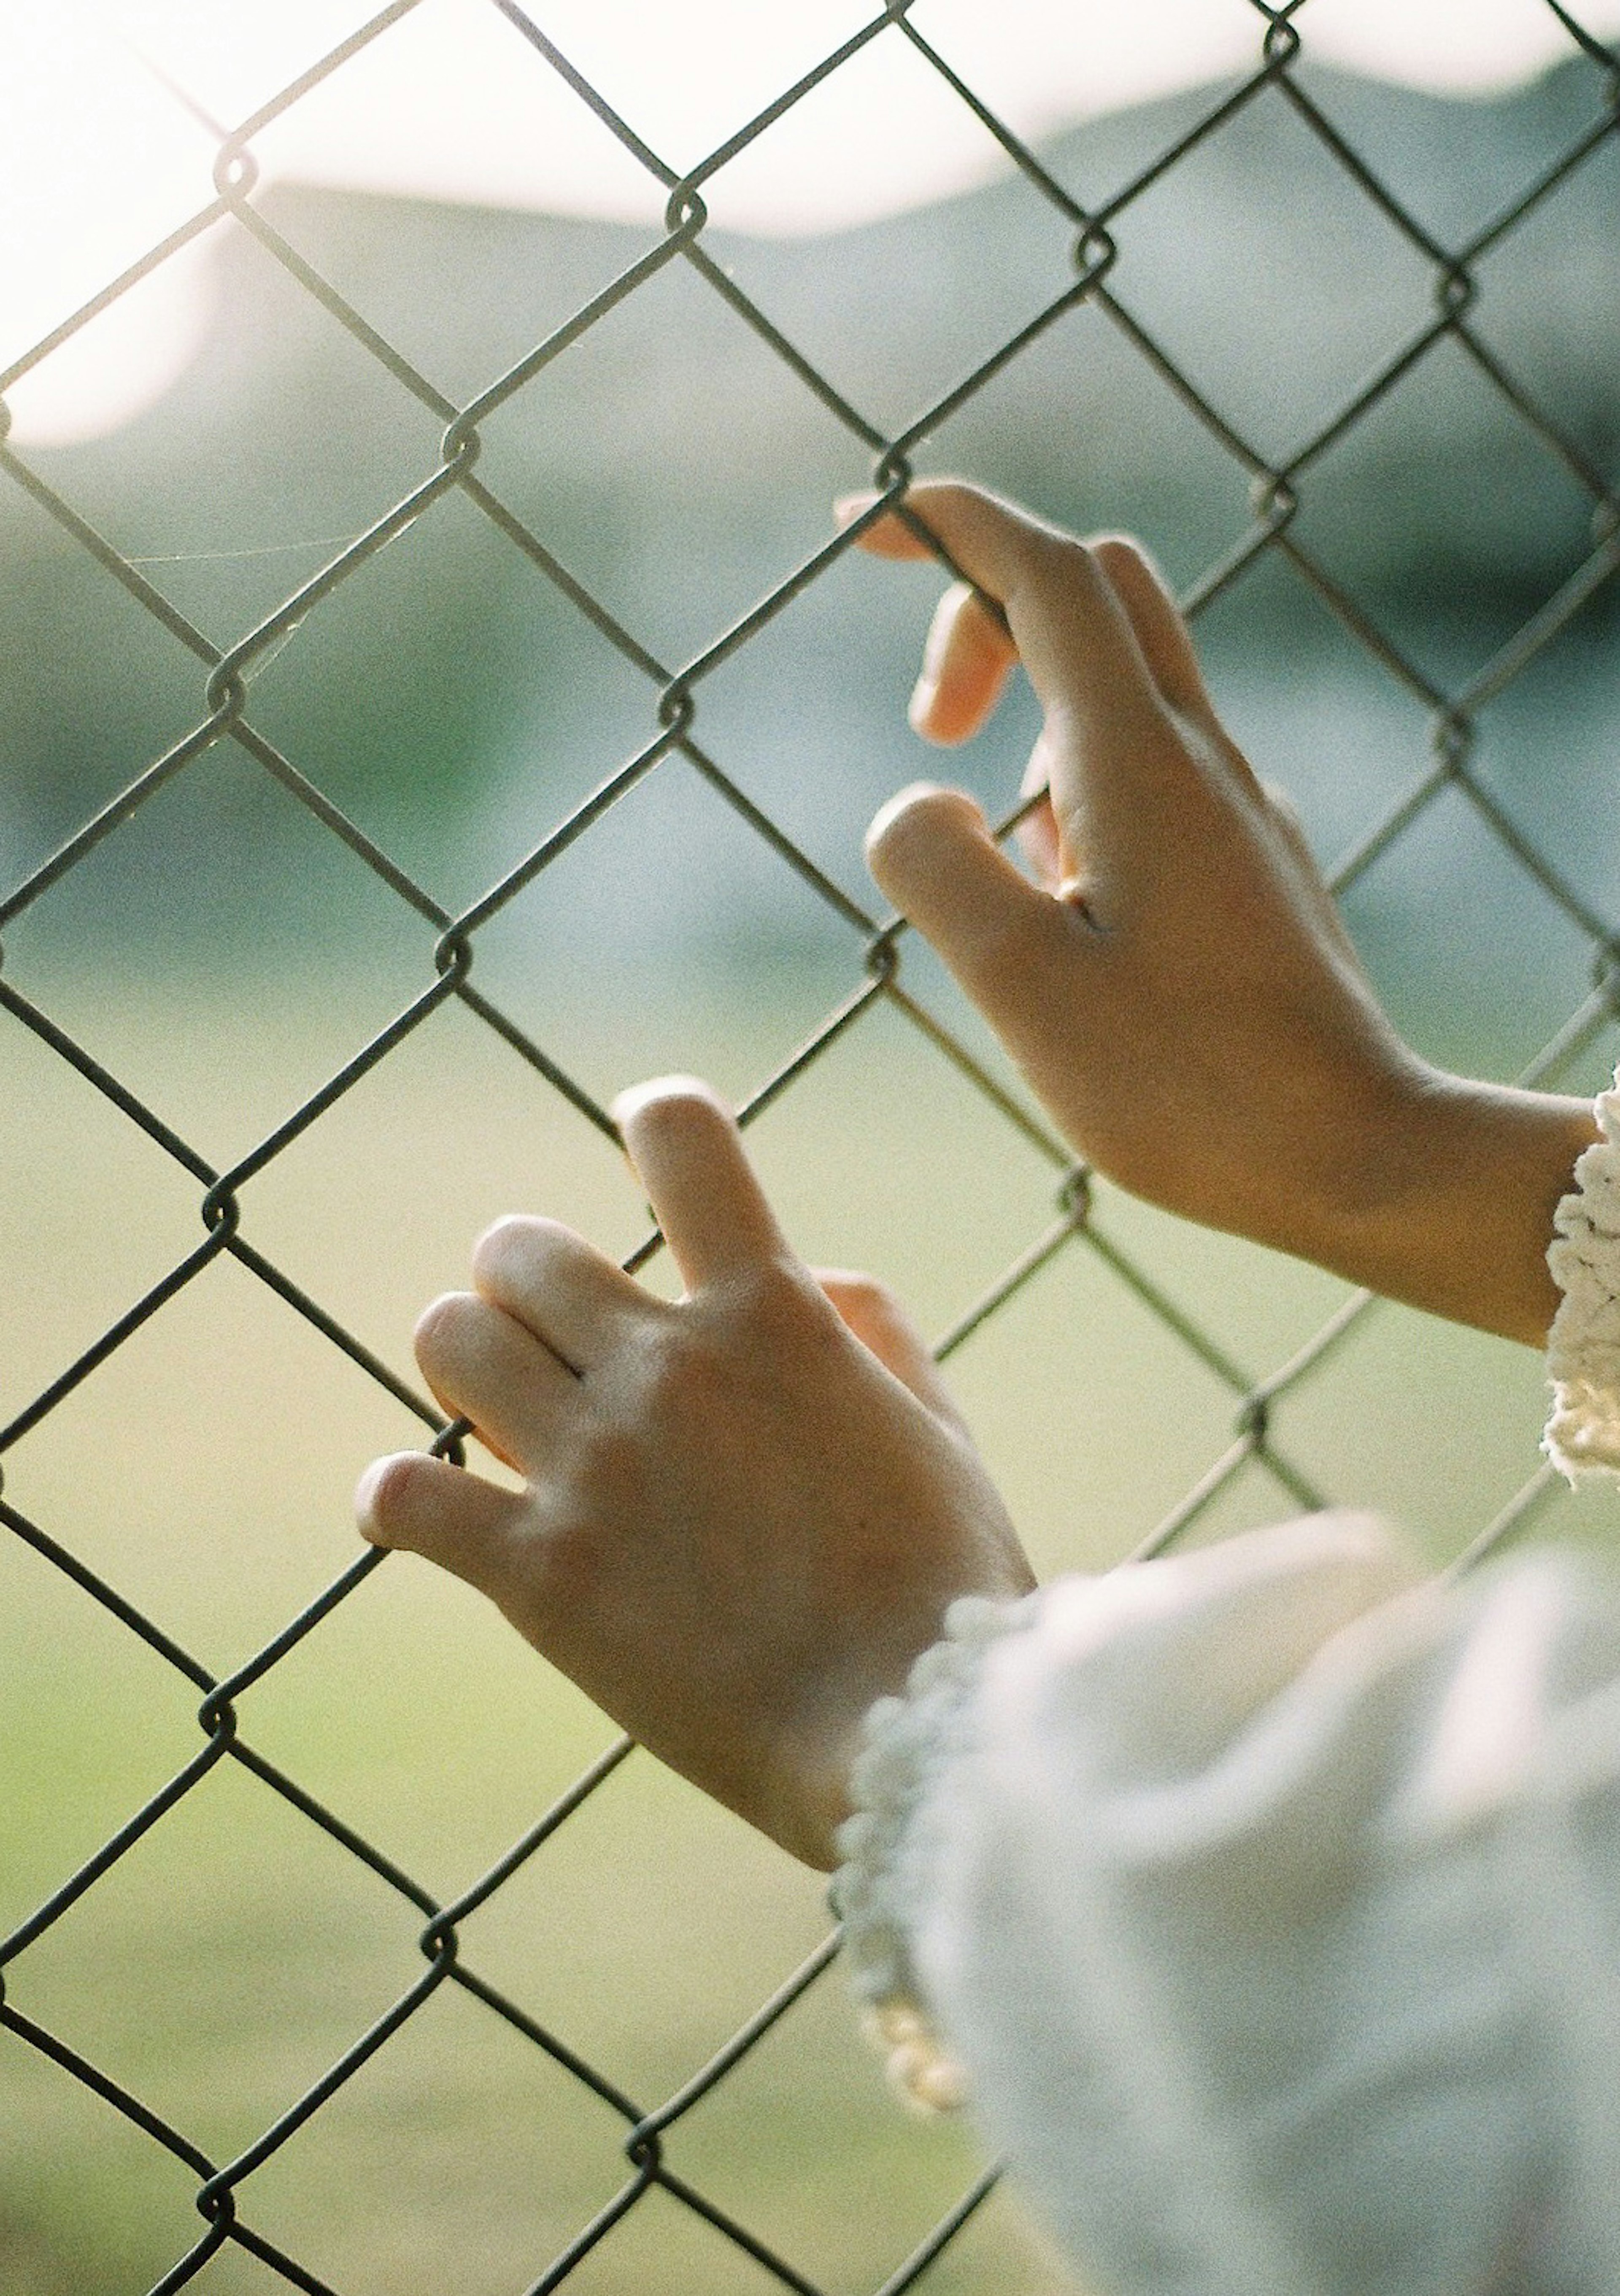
(3, 3, 1619, 2290)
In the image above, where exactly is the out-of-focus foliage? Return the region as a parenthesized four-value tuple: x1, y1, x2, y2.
(3, 59, 1613, 957)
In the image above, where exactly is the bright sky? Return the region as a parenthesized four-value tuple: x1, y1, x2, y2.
(3, 0, 1616, 445)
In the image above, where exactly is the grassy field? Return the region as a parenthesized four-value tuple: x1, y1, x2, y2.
(3, 963, 1614, 2296)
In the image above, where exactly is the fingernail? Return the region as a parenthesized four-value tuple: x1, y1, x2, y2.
(908, 591, 960, 731)
(354, 1453, 397, 1532)
(833, 490, 878, 526)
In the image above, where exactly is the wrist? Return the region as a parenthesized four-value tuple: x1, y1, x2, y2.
(785, 1570, 1038, 1870)
(786, 1651, 976, 1872)
(1320, 1058, 1598, 1345)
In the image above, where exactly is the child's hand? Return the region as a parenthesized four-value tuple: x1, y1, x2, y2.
(355, 1078, 1034, 1870)
(849, 482, 1595, 1345)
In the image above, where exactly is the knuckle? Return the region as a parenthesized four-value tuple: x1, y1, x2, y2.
(645, 1091, 713, 1145)
(915, 783, 984, 831)
(737, 1258, 833, 1354)
(362, 1452, 424, 1538)
(867, 781, 983, 862)
(620, 1075, 730, 1152)
(413, 1289, 479, 1370)
(747, 1253, 816, 1316)
(686, 1256, 815, 1356)
(908, 476, 981, 521)
(470, 1213, 536, 1282)
(1088, 532, 1151, 582)
(470, 1212, 571, 1289)
(912, 480, 1052, 571)
(1065, 536, 1122, 598)
(831, 1268, 897, 1321)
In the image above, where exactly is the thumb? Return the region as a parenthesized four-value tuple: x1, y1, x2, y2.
(867, 783, 1083, 1021)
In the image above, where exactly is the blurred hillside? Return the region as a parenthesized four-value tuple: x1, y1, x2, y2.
(1, 54, 1615, 996)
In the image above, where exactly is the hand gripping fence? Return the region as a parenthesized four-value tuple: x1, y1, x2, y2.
(3, 3, 1618, 2289)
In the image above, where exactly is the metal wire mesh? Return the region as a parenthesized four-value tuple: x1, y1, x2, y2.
(3, 2, 1618, 2289)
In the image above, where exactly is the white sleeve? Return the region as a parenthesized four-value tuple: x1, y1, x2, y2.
(833, 1070, 1620, 2292)
(1545, 1064, 1620, 1477)
(834, 1517, 1620, 2296)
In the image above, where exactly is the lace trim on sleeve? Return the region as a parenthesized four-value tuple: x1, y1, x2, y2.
(1545, 1065, 1620, 1481)
(831, 1590, 1035, 2111)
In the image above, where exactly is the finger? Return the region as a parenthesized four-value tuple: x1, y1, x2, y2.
(841, 480, 1165, 760)
(612, 1076, 794, 1293)
(413, 1291, 575, 1471)
(356, 1450, 526, 1596)
(1261, 783, 1366, 974)
(866, 784, 1086, 1031)
(816, 1269, 968, 1432)
(835, 490, 938, 558)
(908, 581, 1018, 745)
(1014, 792, 1062, 888)
(1089, 536, 1215, 723)
(471, 1215, 646, 1367)
(1014, 729, 1064, 889)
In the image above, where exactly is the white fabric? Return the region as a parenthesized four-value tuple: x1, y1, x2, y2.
(834, 1067, 1620, 2295)
(1546, 1066, 1620, 1477)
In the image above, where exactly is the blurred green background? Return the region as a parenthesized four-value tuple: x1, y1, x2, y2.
(3, 45, 1619, 2296)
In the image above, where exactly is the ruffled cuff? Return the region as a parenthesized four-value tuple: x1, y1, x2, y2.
(1545, 1064, 1620, 1479)
(831, 1590, 1036, 2111)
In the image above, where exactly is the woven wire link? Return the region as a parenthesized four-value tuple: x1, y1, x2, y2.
(3, 1, 1618, 2287)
